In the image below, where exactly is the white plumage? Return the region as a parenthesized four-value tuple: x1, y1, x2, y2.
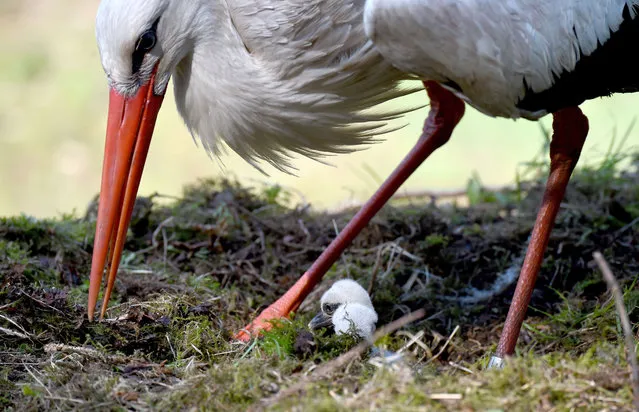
(333, 303, 378, 340)
(309, 279, 378, 341)
(96, 0, 638, 169)
(365, 0, 638, 119)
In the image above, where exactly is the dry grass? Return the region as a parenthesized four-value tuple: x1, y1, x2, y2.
(1, 153, 638, 410)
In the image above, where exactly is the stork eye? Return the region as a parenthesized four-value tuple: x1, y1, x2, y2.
(322, 303, 339, 315)
(131, 17, 160, 75)
(135, 30, 157, 53)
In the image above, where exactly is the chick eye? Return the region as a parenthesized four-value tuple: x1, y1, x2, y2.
(322, 303, 339, 315)
(135, 30, 157, 53)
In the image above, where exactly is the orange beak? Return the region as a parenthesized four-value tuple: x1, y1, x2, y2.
(87, 69, 166, 321)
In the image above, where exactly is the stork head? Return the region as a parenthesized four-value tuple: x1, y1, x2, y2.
(309, 279, 378, 340)
(96, 0, 199, 97)
(88, 0, 200, 320)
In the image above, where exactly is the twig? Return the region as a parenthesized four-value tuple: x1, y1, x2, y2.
(0, 314, 33, 340)
(44, 343, 132, 364)
(429, 393, 462, 400)
(0, 362, 42, 366)
(614, 216, 639, 237)
(166, 334, 177, 360)
(607, 216, 639, 248)
(0, 326, 30, 340)
(425, 325, 460, 364)
(134, 216, 174, 255)
(259, 309, 425, 408)
(24, 365, 53, 396)
(0, 302, 17, 311)
(448, 361, 474, 375)
(316, 309, 425, 377)
(235, 203, 286, 236)
(397, 330, 431, 356)
(592, 251, 639, 411)
(43, 396, 86, 404)
(20, 291, 66, 316)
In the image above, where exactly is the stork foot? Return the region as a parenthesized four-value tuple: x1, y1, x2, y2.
(494, 106, 589, 359)
(235, 271, 315, 341)
(235, 305, 288, 342)
(235, 82, 465, 342)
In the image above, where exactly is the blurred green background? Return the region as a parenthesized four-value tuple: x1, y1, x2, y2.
(1, 1, 637, 218)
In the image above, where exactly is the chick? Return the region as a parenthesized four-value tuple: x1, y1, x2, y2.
(308, 279, 378, 341)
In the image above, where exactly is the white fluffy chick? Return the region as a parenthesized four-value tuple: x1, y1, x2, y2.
(308, 279, 378, 341)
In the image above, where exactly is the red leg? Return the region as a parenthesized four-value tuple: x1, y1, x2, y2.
(490, 107, 589, 367)
(235, 82, 465, 341)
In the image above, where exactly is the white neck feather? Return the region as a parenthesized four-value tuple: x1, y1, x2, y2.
(172, 0, 417, 173)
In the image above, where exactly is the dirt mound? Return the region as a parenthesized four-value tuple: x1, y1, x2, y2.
(1, 155, 637, 410)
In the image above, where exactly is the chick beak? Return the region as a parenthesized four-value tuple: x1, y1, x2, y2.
(309, 311, 333, 330)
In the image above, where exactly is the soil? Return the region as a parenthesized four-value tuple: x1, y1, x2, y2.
(1, 155, 638, 411)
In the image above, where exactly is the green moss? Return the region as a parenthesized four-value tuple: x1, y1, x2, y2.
(423, 233, 450, 248)
(1, 161, 637, 410)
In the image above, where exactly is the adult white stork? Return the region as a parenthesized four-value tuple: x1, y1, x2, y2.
(88, 0, 637, 364)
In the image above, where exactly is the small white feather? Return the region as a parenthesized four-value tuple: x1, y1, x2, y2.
(333, 303, 378, 340)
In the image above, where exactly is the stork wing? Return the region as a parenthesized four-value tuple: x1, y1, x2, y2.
(363, 0, 637, 118)
(227, 0, 372, 77)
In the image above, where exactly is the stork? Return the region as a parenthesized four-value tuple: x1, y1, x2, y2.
(89, 0, 638, 364)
